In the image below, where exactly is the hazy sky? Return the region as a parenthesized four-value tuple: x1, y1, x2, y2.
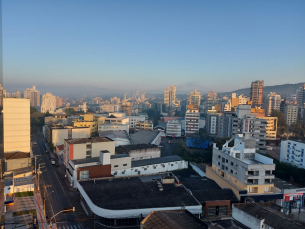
(3, 0, 305, 93)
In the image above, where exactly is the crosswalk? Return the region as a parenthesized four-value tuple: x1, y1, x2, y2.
(57, 222, 82, 229)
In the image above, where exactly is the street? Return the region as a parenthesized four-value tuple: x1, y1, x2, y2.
(32, 135, 83, 229)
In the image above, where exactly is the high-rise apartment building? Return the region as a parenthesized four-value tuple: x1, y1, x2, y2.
(111, 97, 121, 105)
(3, 89, 11, 98)
(185, 105, 199, 136)
(56, 96, 63, 107)
(206, 90, 217, 110)
(266, 92, 281, 116)
(296, 84, 305, 107)
(12, 90, 22, 98)
(250, 80, 264, 107)
(164, 84, 177, 107)
(41, 92, 57, 113)
(189, 88, 201, 110)
(284, 104, 298, 126)
(3, 98, 31, 153)
(24, 85, 40, 107)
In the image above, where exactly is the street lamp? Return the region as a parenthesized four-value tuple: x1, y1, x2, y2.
(44, 191, 54, 216)
(50, 207, 75, 228)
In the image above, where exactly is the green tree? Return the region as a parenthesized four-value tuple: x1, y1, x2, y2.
(65, 108, 76, 115)
(271, 109, 288, 136)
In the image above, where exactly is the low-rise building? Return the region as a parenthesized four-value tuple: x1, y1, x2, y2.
(115, 144, 160, 160)
(130, 130, 162, 145)
(100, 104, 120, 113)
(77, 174, 202, 227)
(99, 130, 131, 147)
(63, 137, 115, 168)
(272, 177, 305, 214)
(44, 124, 90, 147)
(232, 203, 305, 229)
(134, 121, 153, 131)
(280, 139, 305, 169)
(126, 115, 146, 128)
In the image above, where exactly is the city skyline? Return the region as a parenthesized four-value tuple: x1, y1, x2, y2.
(3, 0, 305, 92)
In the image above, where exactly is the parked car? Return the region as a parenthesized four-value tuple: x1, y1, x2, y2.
(51, 159, 55, 165)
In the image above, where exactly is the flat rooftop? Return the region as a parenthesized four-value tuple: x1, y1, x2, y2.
(65, 137, 113, 144)
(72, 157, 100, 165)
(115, 144, 159, 154)
(132, 155, 183, 168)
(79, 175, 200, 210)
(174, 169, 238, 203)
(99, 130, 129, 140)
(273, 177, 299, 190)
(111, 154, 129, 159)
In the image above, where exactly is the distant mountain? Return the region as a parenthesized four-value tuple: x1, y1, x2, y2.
(218, 82, 305, 97)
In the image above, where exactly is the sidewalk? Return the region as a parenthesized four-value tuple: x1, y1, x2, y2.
(33, 177, 51, 229)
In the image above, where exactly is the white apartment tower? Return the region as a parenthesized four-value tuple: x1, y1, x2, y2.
(266, 92, 281, 116)
(12, 90, 22, 98)
(185, 107, 199, 136)
(189, 88, 201, 110)
(24, 85, 40, 107)
(3, 89, 11, 98)
(164, 84, 177, 107)
(284, 104, 298, 126)
(3, 98, 31, 153)
(41, 92, 57, 113)
(207, 90, 217, 110)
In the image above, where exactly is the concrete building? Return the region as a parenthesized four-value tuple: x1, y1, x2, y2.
(206, 133, 281, 202)
(41, 92, 57, 113)
(232, 115, 267, 151)
(166, 120, 181, 137)
(272, 177, 305, 214)
(73, 114, 105, 135)
(110, 97, 121, 105)
(296, 83, 305, 107)
(100, 104, 120, 113)
(280, 139, 305, 169)
(130, 130, 162, 145)
(189, 88, 201, 110)
(250, 80, 264, 108)
(63, 137, 115, 168)
(3, 98, 31, 153)
(260, 116, 277, 140)
(164, 84, 177, 107)
(206, 90, 217, 110)
(12, 90, 22, 98)
(44, 124, 90, 147)
(265, 92, 281, 116)
(3, 89, 11, 98)
(77, 174, 202, 226)
(115, 144, 161, 161)
(24, 85, 40, 107)
(120, 104, 132, 116)
(99, 130, 130, 147)
(134, 120, 153, 131)
(56, 96, 63, 107)
(284, 104, 298, 125)
(232, 203, 305, 229)
(185, 106, 199, 136)
(126, 115, 146, 128)
(206, 113, 222, 137)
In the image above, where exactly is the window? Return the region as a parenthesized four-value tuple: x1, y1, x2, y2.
(230, 170, 233, 173)
(171, 164, 174, 166)
(231, 162, 234, 166)
(218, 162, 220, 166)
(218, 155, 221, 159)
(114, 165, 118, 168)
(123, 164, 127, 166)
(86, 150, 92, 158)
(226, 159, 228, 163)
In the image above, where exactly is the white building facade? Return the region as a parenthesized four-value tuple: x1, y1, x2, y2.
(280, 140, 305, 169)
(41, 92, 57, 113)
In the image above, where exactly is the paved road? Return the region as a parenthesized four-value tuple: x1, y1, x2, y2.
(32, 135, 82, 229)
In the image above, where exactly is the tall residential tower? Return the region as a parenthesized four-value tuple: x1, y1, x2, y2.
(250, 80, 264, 108)
(164, 84, 177, 107)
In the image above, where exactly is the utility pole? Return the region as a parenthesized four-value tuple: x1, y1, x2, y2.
(43, 185, 51, 217)
(37, 163, 45, 191)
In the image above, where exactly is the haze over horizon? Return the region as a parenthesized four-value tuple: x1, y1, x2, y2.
(3, 0, 305, 93)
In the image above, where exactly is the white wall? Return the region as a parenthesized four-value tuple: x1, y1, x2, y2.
(232, 205, 263, 229)
(3, 98, 31, 153)
(129, 149, 160, 161)
(111, 157, 132, 170)
(14, 184, 34, 193)
(52, 129, 68, 146)
(72, 141, 116, 160)
(111, 160, 188, 177)
(72, 128, 90, 139)
(280, 140, 305, 169)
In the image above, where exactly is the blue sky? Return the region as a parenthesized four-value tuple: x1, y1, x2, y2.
(3, 0, 305, 93)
